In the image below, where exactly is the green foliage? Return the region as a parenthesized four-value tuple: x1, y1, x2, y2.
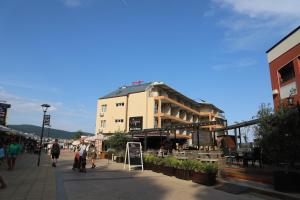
(183, 159, 199, 171)
(144, 154, 156, 163)
(153, 156, 163, 165)
(73, 130, 82, 140)
(161, 156, 179, 167)
(107, 132, 130, 153)
(192, 161, 218, 174)
(254, 103, 300, 166)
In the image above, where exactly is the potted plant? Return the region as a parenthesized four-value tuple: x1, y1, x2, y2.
(175, 159, 195, 180)
(152, 156, 163, 173)
(161, 156, 177, 176)
(143, 154, 155, 170)
(192, 162, 218, 186)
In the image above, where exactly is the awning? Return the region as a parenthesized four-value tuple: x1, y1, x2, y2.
(0, 125, 10, 132)
(85, 134, 107, 142)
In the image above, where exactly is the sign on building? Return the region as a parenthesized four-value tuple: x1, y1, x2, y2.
(192, 130, 213, 146)
(124, 142, 143, 171)
(129, 117, 143, 131)
(0, 103, 11, 126)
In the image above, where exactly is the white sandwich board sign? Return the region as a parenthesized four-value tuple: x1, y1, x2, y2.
(124, 142, 143, 171)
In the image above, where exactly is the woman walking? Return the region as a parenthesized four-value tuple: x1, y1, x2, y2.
(87, 143, 97, 168)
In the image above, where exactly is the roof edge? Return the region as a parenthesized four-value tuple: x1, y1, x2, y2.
(266, 26, 300, 53)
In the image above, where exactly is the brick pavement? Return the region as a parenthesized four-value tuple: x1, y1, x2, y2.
(1, 150, 299, 200)
(0, 151, 56, 200)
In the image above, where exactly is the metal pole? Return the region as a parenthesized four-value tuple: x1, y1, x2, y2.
(238, 127, 241, 148)
(37, 110, 46, 166)
(144, 133, 147, 151)
(234, 128, 237, 149)
(47, 126, 51, 138)
(197, 127, 200, 150)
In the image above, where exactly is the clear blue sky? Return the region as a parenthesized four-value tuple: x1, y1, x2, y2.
(0, 0, 299, 133)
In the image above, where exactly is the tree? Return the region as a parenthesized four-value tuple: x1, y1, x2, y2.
(73, 130, 83, 140)
(106, 132, 130, 155)
(254, 103, 300, 166)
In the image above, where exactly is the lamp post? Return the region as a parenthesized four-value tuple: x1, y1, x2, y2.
(287, 96, 294, 106)
(37, 104, 50, 167)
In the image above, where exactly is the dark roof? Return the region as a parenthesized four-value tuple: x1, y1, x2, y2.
(266, 26, 300, 53)
(100, 82, 152, 99)
(99, 81, 224, 113)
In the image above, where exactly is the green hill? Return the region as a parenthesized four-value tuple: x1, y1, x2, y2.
(7, 124, 93, 139)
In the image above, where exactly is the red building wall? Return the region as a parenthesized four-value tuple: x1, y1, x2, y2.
(269, 44, 300, 109)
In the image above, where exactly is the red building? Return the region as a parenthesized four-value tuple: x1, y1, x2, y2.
(267, 26, 300, 109)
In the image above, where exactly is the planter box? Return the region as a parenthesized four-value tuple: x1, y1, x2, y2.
(175, 169, 193, 180)
(152, 165, 163, 173)
(273, 171, 300, 192)
(144, 163, 153, 170)
(192, 172, 216, 186)
(162, 166, 175, 176)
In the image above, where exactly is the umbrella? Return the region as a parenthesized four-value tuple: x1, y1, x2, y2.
(85, 134, 107, 142)
(72, 140, 80, 145)
(0, 125, 10, 132)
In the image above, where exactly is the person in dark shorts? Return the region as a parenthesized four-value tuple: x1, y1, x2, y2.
(51, 139, 60, 167)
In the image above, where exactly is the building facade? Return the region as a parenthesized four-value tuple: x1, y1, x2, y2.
(267, 26, 300, 109)
(95, 82, 225, 135)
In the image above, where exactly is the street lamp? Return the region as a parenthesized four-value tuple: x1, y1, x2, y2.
(287, 96, 294, 106)
(37, 104, 50, 166)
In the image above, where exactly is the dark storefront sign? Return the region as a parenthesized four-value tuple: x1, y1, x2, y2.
(192, 130, 213, 146)
(129, 116, 143, 131)
(0, 103, 11, 126)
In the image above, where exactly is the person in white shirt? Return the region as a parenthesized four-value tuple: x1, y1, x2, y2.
(78, 139, 87, 173)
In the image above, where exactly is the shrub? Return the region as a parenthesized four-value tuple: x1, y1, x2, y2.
(192, 161, 218, 174)
(144, 154, 156, 164)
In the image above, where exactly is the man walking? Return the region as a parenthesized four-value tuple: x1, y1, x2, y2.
(51, 139, 60, 167)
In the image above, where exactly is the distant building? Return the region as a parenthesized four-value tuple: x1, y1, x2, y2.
(0, 102, 11, 126)
(95, 81, 226, 135)
(266, 26, 300, 109)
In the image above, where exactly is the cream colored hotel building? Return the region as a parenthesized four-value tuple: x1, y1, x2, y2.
(95, 82, 225, 135)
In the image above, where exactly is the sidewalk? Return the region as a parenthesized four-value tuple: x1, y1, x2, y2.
(0, 152, 56, 200)
(217, 177, 300, 200)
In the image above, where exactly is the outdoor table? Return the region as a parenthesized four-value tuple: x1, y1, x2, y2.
(198, 152, 221, 158)
(199, 158, 218, 163)
(177, 156, 188, 160)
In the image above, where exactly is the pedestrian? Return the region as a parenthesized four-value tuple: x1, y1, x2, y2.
(0, 175, 7, 189)
(87, 143, 97, 169)
(51, 139, 60, 167)
(7, 137, 21, 170)
(78, 139, 87, 173)
(72, 145, 80, 171)
(0, 142, 5, 166)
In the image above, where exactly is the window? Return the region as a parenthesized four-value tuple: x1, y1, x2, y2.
(115, 119, 124, 123)
(116, 102, 125, 107)
(100, 120, 106, 128)
(101, 104, 107, 112)
(278, 61, 295, 84)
